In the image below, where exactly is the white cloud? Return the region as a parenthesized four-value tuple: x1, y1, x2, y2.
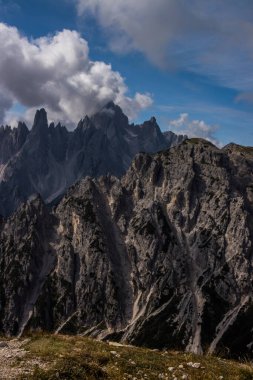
(76, 0, 253, 93)
(0, 23, 152, 127)
(168, 113, 220, 146)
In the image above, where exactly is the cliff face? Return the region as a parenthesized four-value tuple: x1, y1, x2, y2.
(1, 139, 253, 358)
(0, 103, 184, 217)
(163, 130, 187, 147)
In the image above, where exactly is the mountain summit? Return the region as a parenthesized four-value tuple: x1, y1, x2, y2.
(0, 103, 186, 216)
(32, 108, 48, 132)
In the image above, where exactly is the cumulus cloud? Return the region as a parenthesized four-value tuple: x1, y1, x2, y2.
(168, 113, 220, 146)
(76, 0, 253, 94)
(0, 23, 152, 127)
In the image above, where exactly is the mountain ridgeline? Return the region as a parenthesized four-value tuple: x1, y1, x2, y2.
(0, 102, 186, 217)
(1, 137, 253, 358)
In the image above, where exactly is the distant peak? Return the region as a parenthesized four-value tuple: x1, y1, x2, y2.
(17, 121, 27, 128)
(101, 101, 124, 115)
(34, 108, 47, 120)
(95, 101, 125, 118)
(142, 116, 159, 130)
(223, 142, 239, 150)
(104, 101, 117, 110)
(90, 101, 129, 131)
(223, 143, 253, 155)
(17, 121, 28, 132)
(32, 108, 48, 132)
(77, 115, 91, 130)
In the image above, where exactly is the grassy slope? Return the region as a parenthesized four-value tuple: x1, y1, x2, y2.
(13, 334, 253, 380)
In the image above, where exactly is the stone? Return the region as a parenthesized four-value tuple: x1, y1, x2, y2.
(1, 139, 253, 360)
(191, 363, 201, 368)
(0, 103, 184, 217)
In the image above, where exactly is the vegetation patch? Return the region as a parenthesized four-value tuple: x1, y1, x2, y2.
(1, 334, 251, 380)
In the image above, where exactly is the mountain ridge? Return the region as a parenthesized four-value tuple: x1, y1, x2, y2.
(1, 138, 253, 358)
(0, 102, 186, 217)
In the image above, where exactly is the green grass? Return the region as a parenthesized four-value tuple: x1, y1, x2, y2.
(184, 138, 215, 147)
(16, 334, 253, 380)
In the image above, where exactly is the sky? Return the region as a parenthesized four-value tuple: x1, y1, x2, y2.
(0, 0, 253, 146)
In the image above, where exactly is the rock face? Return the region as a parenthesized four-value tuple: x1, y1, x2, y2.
(0, 122, 29, 165)
(0, 102, 183, 217)
(163, 130, 187, 147)
(1, 138, 253, 358)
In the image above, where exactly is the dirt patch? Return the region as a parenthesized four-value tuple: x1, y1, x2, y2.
(0, 338, 47, 380)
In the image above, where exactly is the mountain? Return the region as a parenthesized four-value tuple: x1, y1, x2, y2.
(163, 130, 187, 147)
(0, 102, 184, 217)
(1, 138, 253, 358)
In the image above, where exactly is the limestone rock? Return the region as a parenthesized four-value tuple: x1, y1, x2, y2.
(0, 103, 183, 217)
(1, 138, 253, 358)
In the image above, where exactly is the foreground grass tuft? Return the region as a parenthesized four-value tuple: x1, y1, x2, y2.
(15, 334, 253, 380)
(26, 357, 108, 380)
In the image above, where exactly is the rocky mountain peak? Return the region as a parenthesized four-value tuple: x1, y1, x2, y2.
(104, 100, 118, 110)
(32, 108, 48, 133)
(223, 142, 253, 155)
(0, 122, 29, 165)
(103, 101, 126, 120)
(149, 116, 157, 124)
(140, 117, 161, 136)
(17, 121, 28, 132)
(163, 130, 188, 148)
(0, 104, 185, 216)
(90, 101, 129, 135)
(76, 115, 91, 130)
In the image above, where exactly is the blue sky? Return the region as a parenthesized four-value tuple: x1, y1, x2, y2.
(0, 0, 253, 146)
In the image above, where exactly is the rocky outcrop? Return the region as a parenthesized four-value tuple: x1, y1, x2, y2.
(163, 130, 187, 147)
(0, 102, 181, 217)
(1, 138, 253, 358)
(0, 122, 29, 166)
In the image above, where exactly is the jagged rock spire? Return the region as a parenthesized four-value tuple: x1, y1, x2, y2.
(32, 108, 48, 133)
